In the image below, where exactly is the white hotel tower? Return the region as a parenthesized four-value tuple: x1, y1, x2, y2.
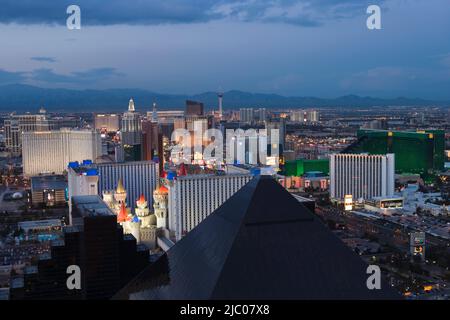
(330, 153, 395, 201)
(22, 129, 102, 177)
(168, 173, 253, 240)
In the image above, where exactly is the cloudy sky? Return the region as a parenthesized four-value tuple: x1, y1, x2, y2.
(0, 0, 449, 99)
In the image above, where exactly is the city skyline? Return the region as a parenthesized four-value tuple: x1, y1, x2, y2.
(1, 1, 450, 304)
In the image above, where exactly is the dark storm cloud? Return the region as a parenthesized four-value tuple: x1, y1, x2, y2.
(0, 69, 27, 84)
(31, 68, 123, 84)
(0, 0, 384, 26)
(31, 56, 57, 63)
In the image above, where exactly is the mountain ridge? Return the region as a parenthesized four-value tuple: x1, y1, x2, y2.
(0, 84, 448, 113)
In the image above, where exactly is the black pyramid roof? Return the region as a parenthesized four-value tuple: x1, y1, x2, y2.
(114, 175, 400, 300)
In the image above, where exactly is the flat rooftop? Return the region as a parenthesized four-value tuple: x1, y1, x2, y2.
(372, 196, 404, 201)
(31, 175, 67, 191)
(96, 160, 156, 167)
(176, 173, 253, 181)
(18, 219, 62, 230)
(71, 195, 115, 217)
(68, 166, 98, 176)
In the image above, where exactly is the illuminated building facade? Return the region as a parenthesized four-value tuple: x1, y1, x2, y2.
(120, 98, 142, 161)
(94, 113, 120, 133)
(239, 108, 266, 123)
(5, 114, 49, 156)
(168, 173, 253, 240)
(22, 129, 102, 177)
(239, 108, 253, 123)
(344, 129, 445, 175)
(290, 110, 319, 123)
(265, 119, 286, 156)
(284, 158, 330, 176)
(330, 153, 395, 201)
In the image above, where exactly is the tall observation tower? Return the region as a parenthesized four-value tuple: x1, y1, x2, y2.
(151, 102, 158, 123)
(218, 92, 223, 120)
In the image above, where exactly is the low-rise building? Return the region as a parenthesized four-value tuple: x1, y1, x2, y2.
(30, 175, 67, 208)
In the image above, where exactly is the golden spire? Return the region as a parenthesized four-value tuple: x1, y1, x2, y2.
(116, 178, 125, 193)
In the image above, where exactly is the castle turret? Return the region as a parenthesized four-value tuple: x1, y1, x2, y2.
(129, 215, 142, 244)
(114, 178, 127, 204)
(153, 185, 168, 229)
(136, 194, 148, 214)
(102, 191, 115, 206)
(135, 194, 152, 228)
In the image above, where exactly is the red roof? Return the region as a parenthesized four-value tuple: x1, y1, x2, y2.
(137, 194, 146, 204)
(117, 202, 130, 223)
(158, 185, 168, 193)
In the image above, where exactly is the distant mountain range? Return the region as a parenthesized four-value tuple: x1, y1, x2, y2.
(0, 84, 448, 113)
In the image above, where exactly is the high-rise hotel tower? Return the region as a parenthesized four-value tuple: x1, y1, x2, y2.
(168, 173, 253, 240)
(22, 129, 102, 177)
(120, 98, 142, 161)
(330, 153, 395, 201)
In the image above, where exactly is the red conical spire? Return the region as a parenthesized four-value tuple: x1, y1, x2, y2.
(117, 202, 130, 223)
(137, 194, 146, 204)
(158, 185, 168, 194)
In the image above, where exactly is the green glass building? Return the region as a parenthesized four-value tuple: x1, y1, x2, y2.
(343, 129, 445, 175)
(284, 159, 330, 177)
